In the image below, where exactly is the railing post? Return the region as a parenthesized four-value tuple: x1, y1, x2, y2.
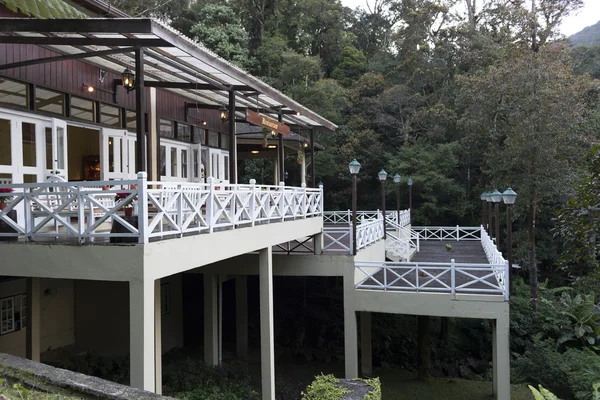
(24, 191, 31, 241)
(456, 225, 459, 241)
(319, 183, 324, 217)
(137, 172, 149, 244)
(416, 233, 420, 252)
(415, 264, 419, 292)
(451, 258, 456, 295)
(76, 185, 85, 243)
(207, 177, 215, 233)
(504, 260, 510, 301)
(279, 182, 285, 222)
(178, 183, 183, 237)
(250, 179, 256, 227)
(383, 264, 387, 291)
(301, 183, 307, 218)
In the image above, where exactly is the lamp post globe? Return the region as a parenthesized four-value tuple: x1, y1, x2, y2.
(348, 159, 361, 175)
(378, 169, 388, 181)
(502, 188, 517, 205)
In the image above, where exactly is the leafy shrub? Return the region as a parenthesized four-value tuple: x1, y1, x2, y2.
(301, 374, 349, 400)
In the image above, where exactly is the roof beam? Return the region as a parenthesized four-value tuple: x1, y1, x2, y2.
(0, 18, 154, 33)
(0, 36, 168, 47)
(0, 47, 135, 71)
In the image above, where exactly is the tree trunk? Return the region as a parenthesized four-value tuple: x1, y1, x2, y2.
(528, 157, 539, 312)
(417, 315, 431, 381)
(465, 0, 476, 27)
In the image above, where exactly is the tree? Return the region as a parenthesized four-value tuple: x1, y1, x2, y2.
(103, 0, 189, 19)
(458, 45, 594, 310)
(331, 46, 368, 87)
(189, 4, 254, 69)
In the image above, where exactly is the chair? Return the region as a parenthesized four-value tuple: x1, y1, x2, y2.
(0, 178, 11, 185)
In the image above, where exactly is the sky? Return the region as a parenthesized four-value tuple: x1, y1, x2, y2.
(339, 0, 600, 37)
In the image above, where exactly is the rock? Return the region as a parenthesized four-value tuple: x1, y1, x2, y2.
(459, 364, 474, 378)
(467, 357, 487, 374)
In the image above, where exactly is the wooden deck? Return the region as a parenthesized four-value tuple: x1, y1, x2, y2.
(412, 241, 488, 263)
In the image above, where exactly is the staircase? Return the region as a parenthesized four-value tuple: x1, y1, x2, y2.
(384, 218, 419, 262)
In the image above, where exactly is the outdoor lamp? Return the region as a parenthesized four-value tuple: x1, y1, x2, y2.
(319, 180, 324, 187)
(348, 159, 361, 175)
(121, 68, 135, 91)
(485, 192, 493, 202)
(407, 178, 413, 186)
(219, 106, 229, 122)
(480, 192, 487, 201)
(490, 189, 502, 203)
(393, 173, 401, 184)
(378, 169, 388, 181)
(502, 188, 517, 205)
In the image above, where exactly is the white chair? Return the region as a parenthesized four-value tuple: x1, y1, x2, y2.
(0, 178, 11, 185)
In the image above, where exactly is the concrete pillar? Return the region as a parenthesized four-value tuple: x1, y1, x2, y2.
(493, 316, 510, 400)
(154, 280, 162, 394)
(25, 278, 40, 362)
(129, 279, 155, 392)
(259, 247, 275, 400)
(149, 87, 158, 181)
(300, 148, 306, 186)
(344, 266, 358, 378)
(360, 312, 372, 377)
(236, 275, 249, 359)
(204, 273, 219, 366)
(313, 232, 323, 255)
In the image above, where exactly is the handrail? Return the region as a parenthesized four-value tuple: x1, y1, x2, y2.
(356, 216, 384, 250)
(411, 226, 481, 241)
(0, 174, 324, 244)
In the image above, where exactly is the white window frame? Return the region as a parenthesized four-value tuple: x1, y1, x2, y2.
(1, 297, 15, 335)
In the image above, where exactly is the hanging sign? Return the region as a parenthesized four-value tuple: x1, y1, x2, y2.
(246, 110, 290, 135)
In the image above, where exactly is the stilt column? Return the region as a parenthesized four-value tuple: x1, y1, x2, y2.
(344, 266, 358, 378)
(154, 280, 162, 394)
(493, 316, 510, 400)
(259, 247, 275, 400)
(129, 279, 156, 391)
(204, 273, 219, 366)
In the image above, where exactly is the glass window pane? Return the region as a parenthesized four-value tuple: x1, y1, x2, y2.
(0, 119, 11, 166)
(208, 131, 219, 148)
(221, 134, 229, 150)
(45, 127, 52, 169)
(201, 149, 208, 180)
(160, 119, 173, 138)
(170, 148, 177, 177)
(181, 149, 188, 178)
(192, 127, 205, 144)
(36, 88, 64, 115)
(22, 122, 36, 167)
(71, 97, 95, 122)
(177, 124, 191, 142)
(193, 149, 199, 178)
(56, 127, 65, 169)
(23, 174, 37, 183)
(0, 78, 28, 108)
(108, 137, 115, 173)
(126, 110, 136, 130)
(224, 155, 229, 181)
(101, 104, 122, 127)
(159, 146, 166, 176)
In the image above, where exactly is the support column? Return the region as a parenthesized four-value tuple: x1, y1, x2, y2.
(493, 316, 510, 400)
(259, 247, 275, 400)
(229, 91, 237, 183)
(310, 129, 315, 187)
(300, 148, 306, 186)
(129, 279, 155, 392)
(273, 158, 279, 185)
(154, 280, 162, 394)
(344, 266, 358, 378)
(25, 278, 40, 362)
(313, 232, 323, 255)
(278, 113, 284, 184)
(360, 312, 372, 377)
(203, 273, 219, 366)
(492, 320, 497, 395)
(134, 47, 146, 173)
(149, 87, 158, 181)
(236, 276, 248, 359)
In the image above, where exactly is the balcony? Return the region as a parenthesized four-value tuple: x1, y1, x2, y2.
(0, 173, 323, 245)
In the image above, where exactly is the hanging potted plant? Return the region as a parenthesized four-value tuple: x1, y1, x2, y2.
(262, 128, 269, 148)
(0, 188, 13, 210)
(297, 150, 304, 165)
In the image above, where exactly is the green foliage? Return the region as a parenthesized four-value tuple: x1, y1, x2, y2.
(331, 46, 368, 87)
(301, 374, 349, 400)
(1, 0, 86, 18)
(49, 352, 129, 385)
(529, 385, 559, 400)
(363, 377, 382, 400)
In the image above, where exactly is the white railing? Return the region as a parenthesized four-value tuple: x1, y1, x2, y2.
(385, 232, 413, 261)
(323, 227, 352, 253)
(0, 174, 323, 244)
(323, 210, 410, 226)
(411, 226, 481, 241)
(355, 259, 509, 299)
(356, 215, 384, 250)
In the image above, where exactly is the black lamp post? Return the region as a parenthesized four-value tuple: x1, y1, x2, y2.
(502, 188, 517, 295)
(393, 174, 401, 224)
(378, 169, 388, 239)
(349, 159, 361, 255)
(490, 189, 502, 249)
(407, 178, 413, 211)
(485, 191, 493, 234)
(480, 192, 487, 228)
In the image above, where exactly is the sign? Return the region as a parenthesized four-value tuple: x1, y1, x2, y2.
(246, 110, 290, 135)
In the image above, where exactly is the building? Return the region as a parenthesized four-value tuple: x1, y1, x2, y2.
(0, 1, 511, 399)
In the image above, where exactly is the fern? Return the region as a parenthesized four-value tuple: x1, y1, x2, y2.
(529, 385, 559, 400)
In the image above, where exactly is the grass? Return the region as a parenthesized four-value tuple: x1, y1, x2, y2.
(0, 376, 98, 400)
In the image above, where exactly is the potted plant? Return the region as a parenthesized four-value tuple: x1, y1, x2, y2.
(297, 150, 304, 165)
(115, 192, 136, 217)
(0, 187, 13, 210)
(262, 128, 269, 148)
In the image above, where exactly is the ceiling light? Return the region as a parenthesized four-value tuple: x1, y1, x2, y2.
(83, 84, 94, 93)
(267, 145, 276, 149)
(251, 150, 259, 154)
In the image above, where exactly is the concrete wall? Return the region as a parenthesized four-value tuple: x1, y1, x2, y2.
(73, 278, 183, 358)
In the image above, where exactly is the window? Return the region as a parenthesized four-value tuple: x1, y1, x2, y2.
(71, 97, 96, 122)
(0, 119, 11, 166)
(224, 155, 229, 181)
(101, 104, 122, 127)
(1, 294, 26, 335)
(0, 78, 28, 108)
(170, 148, 177, 177)
(193, 149, 199, 179)
(181, 149, 188, 178)
(22, 122, 36, 167)
(177, 123, 191, 142)
(126, 110, 136, 130)
(208, 131, 219, 148)
(36, 88, 65, 116)
(159, 146, 166, 176)
(192, 128, 205, 144)
(160, 119, 174, 138)
(45, 127, 52, 169)
(220, 133, 229, 150)
(161, 284, 170, 315)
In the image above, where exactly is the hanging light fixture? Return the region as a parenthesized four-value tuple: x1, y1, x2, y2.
(121, 68, 135, 92)
(219, 106, 229, 122)
(83, 84, 94, 93)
